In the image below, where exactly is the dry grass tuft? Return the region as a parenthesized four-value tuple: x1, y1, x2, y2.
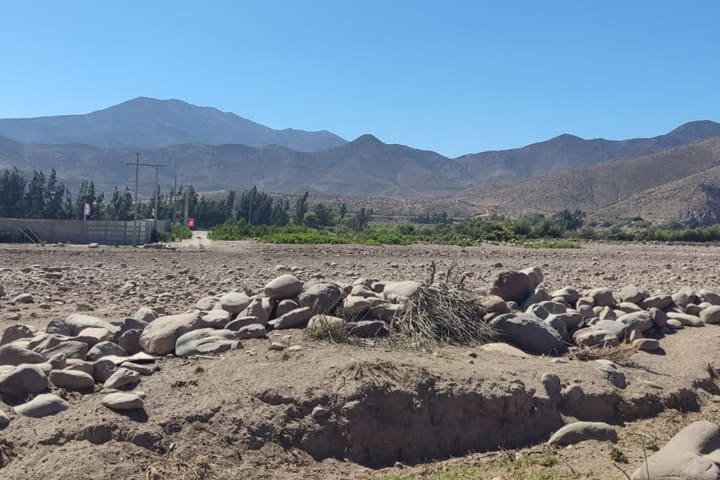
(568, 343, 638, 363)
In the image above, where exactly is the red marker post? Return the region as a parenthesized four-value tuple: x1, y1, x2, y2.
(187, 217, 195, 229)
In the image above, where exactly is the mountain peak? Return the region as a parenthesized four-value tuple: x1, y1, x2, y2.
(352, 134, 383, 145)
(668, 120, 720, 140)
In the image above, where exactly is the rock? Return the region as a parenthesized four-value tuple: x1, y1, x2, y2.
(700, 289, 720, 306)
(588, 288, 616, 307)
(49, 369, 94, 390)
(686, 304, 704, 316)
(0, 343, 46, 366)
(240, 297, 272, 324)
(306, 315, 347, 339)
(12, 293, 34, 304)
(264, 274, 303, 300)
(590, 319, 628, 339)
(93, 359, 117, 383)
(701, 306, 720, 324)
(349, 320, 389, 338)
(633, 338, 660, 351)
(219, 292, 252, 314)
(131, 307, 158, 323)
(548, 422, 618, 445)
(175, 328, 238, 357)
(275, 299, 300, 317)
(649, 307, 668, 329)
(0, 410, 9, 429)
(667, 312, 704, 327)
(65, 359, 94, 375)
(383, 281, 420, 302)
(520, 267, 544, 288)
(122, 362, 153, 375)
(117, 318, 149, 335)
(298, 283, 344, 314)
(667, 318, 684, 330)
(526, 301, 566, 320)
(618, 311, 653, 333)
(351, 284, 377, 298)
(342, 296, 385, 318)
(641, 294, 672, 310)
(269, 307, 312, 329)
(194, 296, 218, 311)
(479, 342, 529, 357)
(616, 302, 643, 313)
(595, 359, 626, 388)
(14, 393, 68, 417)
(480, 296, 510, 315)
(102, 392, 144, 411)
(0, 364, 48, 394)
(118, 329, 142, 354)
(631, 420, 720, 480)
(87, 341, 128, 361)
(490, 271, 533, 304)
(490, 313, 566, 355)
(520, 288, 552, 310)
(77, 327, 113, 346)
(226, 316, 263, 331)
(545, 315, 569, 341)
(103, 367, 141, 389)
(63, 314, 119, 336)
(541, 372, 561, 399)
(550, 287, 580, 305)
(237, 324, 267, 339)
(139, 310, 205, 355)
(368, 303, 404, 322)
(618, 285, 648, 304)
(573, 328, 619, 348)
(673, 286, 698, 308)
(38, 339, 89, 360)
(200, 309, 231, 328)
(597, 306, 617, 321)
(0, 324, 34, 346)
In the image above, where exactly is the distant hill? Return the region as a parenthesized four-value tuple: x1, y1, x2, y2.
(0, 97, 347, 152)
(457, 120, 720, 182)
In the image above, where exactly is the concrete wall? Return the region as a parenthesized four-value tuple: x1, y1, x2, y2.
(0, 218, 171, 245)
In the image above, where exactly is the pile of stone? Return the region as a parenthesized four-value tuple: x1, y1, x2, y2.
(483, 267, 720, 356)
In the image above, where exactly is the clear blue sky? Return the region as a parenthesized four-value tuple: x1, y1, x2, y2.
(2, 0, 719, 157)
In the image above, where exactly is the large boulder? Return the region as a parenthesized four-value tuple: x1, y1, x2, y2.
(0, 324, 34, 346)
(548, 421, 618, 446)
(49, 369, 94, 390)
(61, 314, 119, 336)
(383, 281, 420, 302)
(341, 296, 385, 318)
(490, 313, 566, 355)
(632, 420, 720, 479)
(298, 283, 344, 314)
(200, 309, 232, 328)
(14, 394, 68, 418)
(618, 311, 653, 333)
(139, 310, 206, 355)
(0, 365, 48, 395)
(264, 274, 303, 300)
(103, 367, 141, 389)
(175, 328, 238, 357)
(0, 343, 46, 366)
(490, 271, 533, 304)
(667, 312, 704, 327)
(306, 315, 347, 338)
(219, 292, 252, 314)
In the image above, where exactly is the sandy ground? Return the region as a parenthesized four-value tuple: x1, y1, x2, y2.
(1, 239, 720, 479)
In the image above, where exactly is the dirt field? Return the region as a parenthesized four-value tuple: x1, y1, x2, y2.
(2, 237, 720, 479)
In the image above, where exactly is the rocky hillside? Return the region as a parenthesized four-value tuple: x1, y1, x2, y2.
(0, 97, 346, 152)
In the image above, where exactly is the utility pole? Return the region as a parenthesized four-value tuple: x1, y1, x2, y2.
(126, 153, 165, 245)
(171, 172, 178, 225)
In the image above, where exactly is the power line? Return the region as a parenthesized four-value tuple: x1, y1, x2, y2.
(126, 153, 165, 245)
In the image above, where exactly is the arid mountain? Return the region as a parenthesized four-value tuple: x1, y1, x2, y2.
(0, 97, 346, 152)
(457, 120, 720, 181)
(0, 134, 476, 197)
(464, 135, 720, 223)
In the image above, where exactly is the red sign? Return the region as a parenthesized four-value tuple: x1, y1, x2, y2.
(187, 217, 195, 229)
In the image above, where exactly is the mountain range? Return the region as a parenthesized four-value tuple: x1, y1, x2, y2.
(1, 97, 720, 223)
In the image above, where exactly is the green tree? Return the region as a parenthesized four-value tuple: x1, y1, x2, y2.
(293, 192, 309, 225)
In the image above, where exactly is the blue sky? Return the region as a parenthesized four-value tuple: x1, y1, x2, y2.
(2, 0, 719, 157)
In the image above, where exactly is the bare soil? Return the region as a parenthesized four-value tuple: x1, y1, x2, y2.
(1, 238, 720, 479)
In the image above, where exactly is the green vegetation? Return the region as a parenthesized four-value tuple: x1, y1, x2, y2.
(159, 224, 193, 242)
(609, 446, 628, 464)
(523, 240, 581, 249)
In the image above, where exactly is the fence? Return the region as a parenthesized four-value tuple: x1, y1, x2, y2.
(0, 218, 171, 245)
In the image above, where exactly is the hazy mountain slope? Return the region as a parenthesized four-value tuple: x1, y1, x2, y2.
(0, 97, 346, 152)
(457, 120, 720, 181)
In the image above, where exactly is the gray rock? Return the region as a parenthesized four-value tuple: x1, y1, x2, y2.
(240, 297, 272, 324)
(12, 293, 34, 304)
(269, 307, 312, 329)
(490, 271, 533, 304)
(93, 359, 117, 383)
(0, 365, 48, 395)
(550, 287, 580, 305)
(219, 291, 252, 313)
(700, 289, 720, 306)
(102, 392, 144, 411)
(700, 305, 720, 325)
(480, 295, 510, 315)
(63, 314, 119, 336)
(616, 302, 643, 313)
(121, 362, 154, 375)
(49, 369, 94, 390)
(275, 299, 300, 317)
(593, 319, 628, 339)
(298, 283, 344, 314)
(618, 285, 648, 304)
(633, 338, 660, 351)
(200, 309, 231, 328)
(667, 312, 704, 327)
(589, 288, 616, 307)
(641, 294, 672, 310)
(490, 313, 566, 355)
(383, 280, 420, 302)
(38, 339, 89, 360)
(348, 320, 389, 338)
(131, 307, 158, 323)
(673, 286, 698, 308)
(632, 420, 720, 480)
(264, 274, 303, 300)
(548, 422, 618, 445)
(118, 329, 142, 354)
(649, 307, 668, 329)
(595, 359, 627, 388)
(103, 367, 141, 389)
(0, 409, 9, 429)
(87, 341, 128, 361)
(226, 316, 263, 331)
(0, 324, 34, 346)
(618, 311, 653, 333)
(342, 295, 385, 318)
(526, 301, 567, 320)
(368, 302, 404, 322)
(0, 343, 46, 366)
(545, 315, 569, 341)
(14, 393, 68, 417)
(541, 372, 561, 399)
(139, 310, 205, 355)
(175, 328, 238, 357)
(573, 328, 619, 348)
(520, 266, 544, 288)
(194, 295, 218, 310)
(306, 315, 347, 338)
(237, 324, 267, 339)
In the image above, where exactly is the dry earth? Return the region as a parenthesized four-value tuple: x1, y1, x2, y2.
(2, 237, 720, 479)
